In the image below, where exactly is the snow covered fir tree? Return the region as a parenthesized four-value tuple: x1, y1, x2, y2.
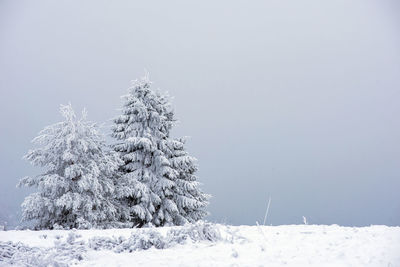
(112, 75, 210, 227)
(18, 104, 121, 229)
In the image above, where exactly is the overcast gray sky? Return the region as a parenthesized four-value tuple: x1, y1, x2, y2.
(1, 0, 399, 227)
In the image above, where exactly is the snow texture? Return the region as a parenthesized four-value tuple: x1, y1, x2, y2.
(112, 75, 209, 227)
(0, 223, 399, 267)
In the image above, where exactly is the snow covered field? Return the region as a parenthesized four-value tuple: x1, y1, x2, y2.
(1, 223, 399, 267)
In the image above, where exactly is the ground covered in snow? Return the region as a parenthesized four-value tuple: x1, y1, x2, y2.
(0, 222, 399, 267)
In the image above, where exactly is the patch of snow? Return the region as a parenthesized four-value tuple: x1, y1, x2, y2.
(0, 224, 399, 267)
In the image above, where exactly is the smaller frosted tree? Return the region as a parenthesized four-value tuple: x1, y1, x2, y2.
(18, 104, 121, 229)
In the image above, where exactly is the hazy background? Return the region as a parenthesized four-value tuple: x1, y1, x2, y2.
(1, 0, 399, 227)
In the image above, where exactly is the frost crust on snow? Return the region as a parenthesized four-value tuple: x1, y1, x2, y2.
(89, 221, 222, 253)
(0, 221, 223, 266)
(0, 231, 86, 266)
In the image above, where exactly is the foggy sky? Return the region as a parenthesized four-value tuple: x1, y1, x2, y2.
(1, 0, 399, 227)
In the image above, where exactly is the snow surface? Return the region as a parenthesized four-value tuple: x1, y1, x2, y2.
(1, 224, 399, 267)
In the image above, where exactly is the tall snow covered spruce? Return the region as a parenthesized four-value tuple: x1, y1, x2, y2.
(112, 76, 209, 227)
(18, 104, 121, 229)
